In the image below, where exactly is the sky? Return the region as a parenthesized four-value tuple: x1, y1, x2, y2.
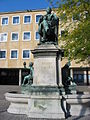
(0, 0, 52, 13)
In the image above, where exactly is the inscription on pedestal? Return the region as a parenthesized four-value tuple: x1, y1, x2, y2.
(33, 57, 57, 86)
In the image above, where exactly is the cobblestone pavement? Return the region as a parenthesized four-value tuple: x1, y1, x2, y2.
(0, 85, 90, 120)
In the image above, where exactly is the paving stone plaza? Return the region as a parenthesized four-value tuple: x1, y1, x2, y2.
(0, 85, 90, 120)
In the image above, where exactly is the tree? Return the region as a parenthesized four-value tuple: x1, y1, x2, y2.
(46, 0, 90, 63)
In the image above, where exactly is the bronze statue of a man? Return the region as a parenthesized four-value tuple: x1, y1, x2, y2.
(38, 7, 59, 45)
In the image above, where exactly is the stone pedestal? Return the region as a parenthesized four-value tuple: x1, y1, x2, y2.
(32, 44, 62, 86)
(28, 44, 64, 119)
(28, 90, 64, 119)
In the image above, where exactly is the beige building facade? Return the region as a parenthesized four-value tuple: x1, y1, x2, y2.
(0, 9, 46, 68)
(0, 9, 90, 85)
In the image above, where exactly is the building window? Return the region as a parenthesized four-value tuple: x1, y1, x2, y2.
(78, 74, 84, 81)
(22, 50, 30, 59)
(23, 32, 31, 41)
(0, 33, 7, 42)
(36, 14, 42, 23)
(11, 32, 19, 41)
(73, 74, 84, 84)
(73, 69, 84, 85)
(0, 50, 6, 59)
(88, 75, 90, 80)
(12, 16, 20, 24)
(11, 50, 18, 59)
(24, 15, 31, 24)
(1, 17, 8, 25)
(35, 31, 40, 40)
(73, 74, 77, 81)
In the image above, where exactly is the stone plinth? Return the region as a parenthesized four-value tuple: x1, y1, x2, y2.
(28, 87, 64, 119)
(32, 44, 62, 86)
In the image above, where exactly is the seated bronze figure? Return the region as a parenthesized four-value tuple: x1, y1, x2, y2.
(38, 7, 59, 45)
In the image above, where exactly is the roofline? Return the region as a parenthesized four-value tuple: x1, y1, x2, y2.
(70, 67, 90, 70)
(0, 8, 46, 15)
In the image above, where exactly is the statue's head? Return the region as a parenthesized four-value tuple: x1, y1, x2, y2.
(23, 62, 26, 66)
(46, 7, 52, 14)
(64, 62, 69, 68)
(29, 62, 33, 67)
(23, 62, 26, 68)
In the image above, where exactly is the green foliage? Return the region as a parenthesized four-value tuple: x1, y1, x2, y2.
(64, 20, 90, 61)
(60, 13, 67, 21)
(61, 30, 68, 37)
(47, 0, 90, 62)
(72, 13, 80, 20)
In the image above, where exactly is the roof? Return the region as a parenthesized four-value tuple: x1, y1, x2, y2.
(0, 9, 46, 15)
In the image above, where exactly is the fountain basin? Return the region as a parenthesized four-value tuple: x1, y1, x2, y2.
(66, 94, 90, 116)
(5, 91, 90, 118)
(5, 92, 29, 114)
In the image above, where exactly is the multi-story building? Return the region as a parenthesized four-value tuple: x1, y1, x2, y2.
(0, 9, 90, 86)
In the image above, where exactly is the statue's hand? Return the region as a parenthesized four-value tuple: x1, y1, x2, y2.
(22, 83, 24, 86)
